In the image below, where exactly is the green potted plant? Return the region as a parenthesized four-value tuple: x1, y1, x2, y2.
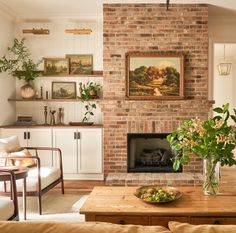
(0, 38, 41, 99)
(79, 81, 102, 123)
(167, 104, 236, 195)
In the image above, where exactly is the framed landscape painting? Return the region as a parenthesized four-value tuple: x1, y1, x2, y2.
(52, 82, 76, 99)
(44, 58, 69, 76)
(66, 54, 93, 75)
(126, 52, 184, 100)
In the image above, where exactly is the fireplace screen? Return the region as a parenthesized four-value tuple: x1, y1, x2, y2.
(127, 133, 182, 173)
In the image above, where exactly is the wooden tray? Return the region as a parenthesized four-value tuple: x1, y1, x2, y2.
(69, 122, 94, 126)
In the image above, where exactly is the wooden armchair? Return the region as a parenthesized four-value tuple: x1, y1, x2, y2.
(0, 169, 18, 220)
(0, 147, 64, 215)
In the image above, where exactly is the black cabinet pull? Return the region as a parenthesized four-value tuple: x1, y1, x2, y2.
(213, 220, 221, 225)
(77, 132, 80, 139)
(74, 132, 76, 139)
(24, 132, 27, 140)
(27, 132, 30, 139)
(117, 220, 125, 225)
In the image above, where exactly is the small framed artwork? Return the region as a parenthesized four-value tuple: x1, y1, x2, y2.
(66, 54, 93, 75)
(44, 58, 69, 76)
(52, 82, 77, 99)
(126, 52, 184, 100)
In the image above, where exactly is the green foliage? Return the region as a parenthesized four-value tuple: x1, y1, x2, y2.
(167, 104, 236, 171)
(0, 38, 41, 83)
(79, 82, 102, 122)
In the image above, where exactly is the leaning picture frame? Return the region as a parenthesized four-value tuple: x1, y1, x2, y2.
(52, 82, 77, 99)
(44, 58, 69, 76)
(126, 52, 184, 100)
(66, 54, 93, 75)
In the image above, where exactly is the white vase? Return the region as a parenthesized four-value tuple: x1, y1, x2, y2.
(20, 83, 35, 99)
(203, 158, 220, 195)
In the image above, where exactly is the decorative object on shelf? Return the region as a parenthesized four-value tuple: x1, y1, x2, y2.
(57, 107, 64, 125)
(166, 0, 170, 10)
(66, 54, 93, 75)
(44, 58, 69, 76)
(22, 28, 50, 35)
(20, 83, 36, 99)
(15, 116, 36, 125)
(65, 28, 92, 35)
(167, 103, 236, 195)
(46, 91, 49, 99)
(50, 110, 56, 125)
(52, 82, 76, 99)
(0, 38, 42, 99)
(40, 86, 43, 99)
(218, 44, 232, 76)
(125, 52, 184, 100)
(43, 106, 49, 125)
(69, 122, 94, 126)
(79, 81, 102, 123)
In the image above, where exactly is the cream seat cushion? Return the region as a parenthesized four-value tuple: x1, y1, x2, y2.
(0, 221, 171, 233)
(0, 198, 14, 220)
(0, 166, 61, 192)
(169, 221, 236, 233)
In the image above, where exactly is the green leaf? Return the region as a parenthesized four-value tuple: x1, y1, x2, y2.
(213, 107, 223, 113)
(173, 160, 180, 171)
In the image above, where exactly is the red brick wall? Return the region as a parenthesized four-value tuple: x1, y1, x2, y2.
(102, 4, 210, 176)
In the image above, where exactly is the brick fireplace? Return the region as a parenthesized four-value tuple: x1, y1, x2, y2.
(101, 3, 212, 185)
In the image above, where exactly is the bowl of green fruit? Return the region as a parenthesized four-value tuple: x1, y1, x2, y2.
(134, 186, 182, 204)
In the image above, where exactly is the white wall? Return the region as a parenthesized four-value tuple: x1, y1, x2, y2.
(13, 20, 103, 124)
(213, 43, 236, 113)
(0, 12, 16, 126)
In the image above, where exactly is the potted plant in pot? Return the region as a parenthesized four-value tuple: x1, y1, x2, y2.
(0, 38, 41, 99)
(167, 104, 236, 195)
(79, 81, 102, 124)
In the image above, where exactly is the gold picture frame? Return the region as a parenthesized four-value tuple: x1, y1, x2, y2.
(66, 54, 93, 75)
(44, 58, 69, 76)
(126, 52, 184, 100)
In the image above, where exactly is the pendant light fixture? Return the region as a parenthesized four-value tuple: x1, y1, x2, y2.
(218, 44, 232, 76)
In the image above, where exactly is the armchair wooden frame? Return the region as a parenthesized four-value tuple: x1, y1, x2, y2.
(0, 169, 19, 220)
(1, 147, 64, 215)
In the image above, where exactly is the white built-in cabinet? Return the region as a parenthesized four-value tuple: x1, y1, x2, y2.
(53, 128, 103, 179)
(1, 128, 52, 166)
(0, 127, 103, 180)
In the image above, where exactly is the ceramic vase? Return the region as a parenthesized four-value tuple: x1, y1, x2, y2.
(20, 83, 35, 99)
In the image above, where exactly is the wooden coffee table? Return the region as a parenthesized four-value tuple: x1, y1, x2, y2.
(80, 186, 236, 226)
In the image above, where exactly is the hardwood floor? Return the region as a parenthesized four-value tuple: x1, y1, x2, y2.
(53, 165, 236, 195)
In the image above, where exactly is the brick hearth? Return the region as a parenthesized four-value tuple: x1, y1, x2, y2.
(106, 173, 203, 186)
(101, 3, 211, 185)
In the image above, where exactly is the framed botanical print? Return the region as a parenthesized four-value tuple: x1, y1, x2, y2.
(126, 52, 184, 100)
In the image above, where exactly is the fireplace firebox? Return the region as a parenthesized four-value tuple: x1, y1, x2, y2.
(127, 133, 182, 173)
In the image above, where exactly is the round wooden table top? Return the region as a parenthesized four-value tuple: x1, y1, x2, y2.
(0, 167, 29, 181)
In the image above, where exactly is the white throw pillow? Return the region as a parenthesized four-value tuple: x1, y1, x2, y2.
(0, 136, 20, 153)
(0, 136, 21, 166)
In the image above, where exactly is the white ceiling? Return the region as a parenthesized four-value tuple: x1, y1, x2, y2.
(0, 0, 236, 21)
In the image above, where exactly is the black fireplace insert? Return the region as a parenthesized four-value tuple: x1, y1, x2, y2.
(127, 133, 182, 173)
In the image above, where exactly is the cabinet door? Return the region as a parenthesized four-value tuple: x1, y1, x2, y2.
(79, 128, 102, 173)
(53, 128, 78, 174)
(0, 128, 27, 147)
(28, 129, 53, 166)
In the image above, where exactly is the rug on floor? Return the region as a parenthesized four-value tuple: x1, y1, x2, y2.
(18, 193, 88, 221)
